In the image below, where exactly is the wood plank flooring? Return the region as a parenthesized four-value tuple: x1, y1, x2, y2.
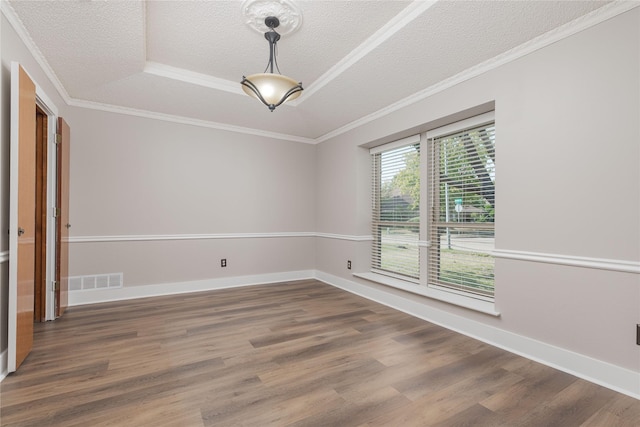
(1, 279, 638, 426)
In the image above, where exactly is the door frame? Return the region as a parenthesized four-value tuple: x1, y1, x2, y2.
(35, 85, 59, 321)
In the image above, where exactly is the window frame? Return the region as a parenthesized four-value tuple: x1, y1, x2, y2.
(370, 134, 422, 282)
(363, 111, 498, 314)
(426, 112, 496, 300)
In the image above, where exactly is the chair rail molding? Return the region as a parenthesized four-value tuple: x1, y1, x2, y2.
(493, 249, 640, 274)
(69, 232, 373, 243)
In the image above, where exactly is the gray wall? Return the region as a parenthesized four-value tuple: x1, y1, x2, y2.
(316, 9, 639, 373)
(66, 107, 317, 287)
(1, 5, 638, 394)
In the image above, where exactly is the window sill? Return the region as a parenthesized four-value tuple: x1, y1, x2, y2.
(353, 272, 500, 317)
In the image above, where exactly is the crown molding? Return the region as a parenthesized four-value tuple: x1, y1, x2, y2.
(3, 0, 637, 145)
(1, 0, 72, 104)
(294, 0, 437, 106)
(1, 0, 307, 144)
(144, 61, 244, 95)
(66, 98, 315, 144)
(314, 0, 640, 143)
(143, 1, 427, 109)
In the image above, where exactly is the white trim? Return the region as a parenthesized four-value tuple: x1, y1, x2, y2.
(0, 251, 8, 263)
(10, 268, 639, 397)
(0, 350, 6, 383)
(316, 271, 640, 400)
(8, 61, 22, 373)
(65, 236, 640, 275)
(144, 61, 244, 95)
(295, 0, 437, 105)
(494, 249, 640, 274)
(369, 134, 421, 155)
(65, 99, 316, 145)
(35, 85, 60, 322)
(314, 1, 640, 143)
(35, 91, 58, 117)
(354, 272, 499, 316)
(314, 233, 373, 242)
(69, 232, 372, 243)
(0, 2, 72, 104)
(426, 111, 495, 140)
(68, 270, 314, 306)
(3, 0, 636, 144)
(70, 232, 315, 243)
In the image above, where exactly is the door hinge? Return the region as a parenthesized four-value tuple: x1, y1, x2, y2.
(53, 207, 60, 218)
(55, 133, 62, 144)
(53, 281, 60, 291)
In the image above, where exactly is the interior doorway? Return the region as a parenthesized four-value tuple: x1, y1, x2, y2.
(34, 106, 48, 322)
(34, 90, 64, 323)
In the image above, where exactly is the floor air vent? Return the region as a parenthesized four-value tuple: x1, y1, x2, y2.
(69, 273, 123, 291)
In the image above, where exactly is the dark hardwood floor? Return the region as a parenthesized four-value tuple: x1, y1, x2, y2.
(1, 279, 638, 426)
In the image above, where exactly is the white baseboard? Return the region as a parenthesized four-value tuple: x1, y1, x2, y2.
(68, 270, 315, 306)
(0, 349, 7, 382)
(315, 271, 640, 400)
(14, 269, 639, 399)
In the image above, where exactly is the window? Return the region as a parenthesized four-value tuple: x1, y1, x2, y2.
(367, 112, 496, 308)
(371, 135, 421, 281)
(427, 115, 495, 298)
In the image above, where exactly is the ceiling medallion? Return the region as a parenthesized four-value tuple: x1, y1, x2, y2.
(241, 0, 302, 36)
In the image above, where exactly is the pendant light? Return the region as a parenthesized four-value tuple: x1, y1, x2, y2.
(241, 16, 303, 112)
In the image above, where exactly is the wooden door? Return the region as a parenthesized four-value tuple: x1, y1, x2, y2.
(8, 63, 36, 372)
(56, 118, 70, 317)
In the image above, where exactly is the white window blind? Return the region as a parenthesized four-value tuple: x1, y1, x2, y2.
(428, 121, 495, 298)
(371, 136, 420, 280)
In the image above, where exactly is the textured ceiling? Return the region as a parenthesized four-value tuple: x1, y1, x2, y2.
(4, 0, 619, 142)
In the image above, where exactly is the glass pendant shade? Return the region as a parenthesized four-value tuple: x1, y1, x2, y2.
(241, 16, 303, 112)
(241, 73, 302, 111)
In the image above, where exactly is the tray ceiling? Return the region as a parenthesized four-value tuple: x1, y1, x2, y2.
(4, 0, 620, 142)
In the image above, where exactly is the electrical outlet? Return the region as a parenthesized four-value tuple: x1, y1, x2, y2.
(347, 260, 352, 270)
(221, 259, 227, 268)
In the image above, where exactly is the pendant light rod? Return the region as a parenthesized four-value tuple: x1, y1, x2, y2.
(264, 16, 280, 74)
(264, 30, 280, 74)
